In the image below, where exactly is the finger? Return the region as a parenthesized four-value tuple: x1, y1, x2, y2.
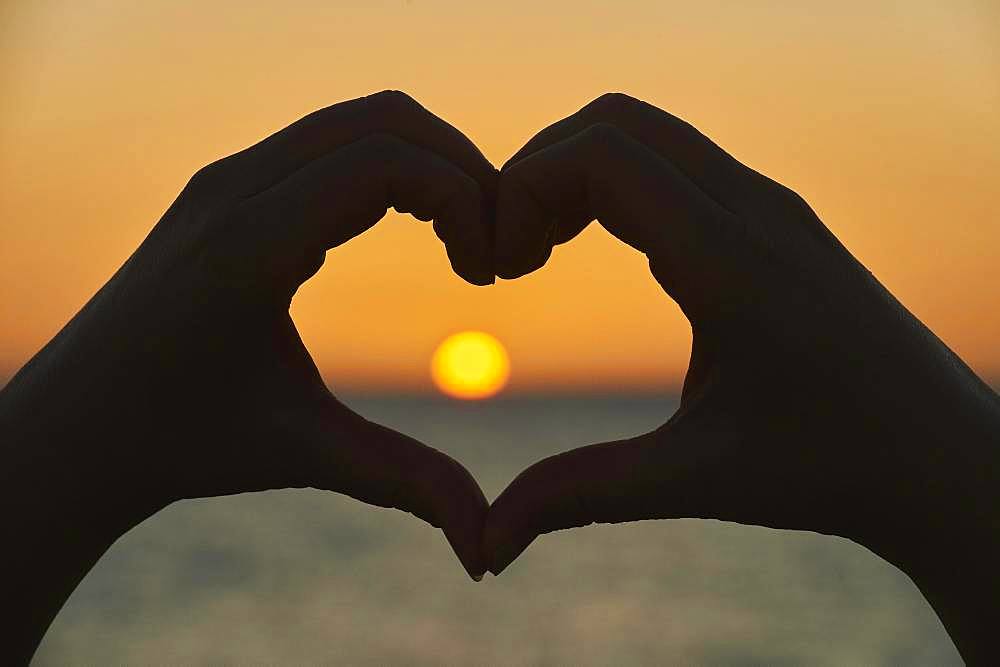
(284, 395, 490, 580)
(495, 123, 738, 313)
(210, 90, 497, 201)
(484, 418, 728, 576)
(192, 91, 497, 284)
(229, 133, 492, 287)
(503, 92, 771, 215)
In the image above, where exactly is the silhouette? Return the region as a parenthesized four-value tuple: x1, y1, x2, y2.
(1, 91, 996, 665)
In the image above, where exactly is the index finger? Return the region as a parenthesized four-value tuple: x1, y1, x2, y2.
(503, 93, 769, 216)
(205, 90, 499, 204)
(495, 122, 738, 318)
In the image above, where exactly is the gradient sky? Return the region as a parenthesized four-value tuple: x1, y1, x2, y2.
(1, 0, 998, 393)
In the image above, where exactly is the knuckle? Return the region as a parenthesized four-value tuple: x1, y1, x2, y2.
(587, 91, 639, 116)
(780, 185, 817, 217)
(671, 115, 700, 139)
(368, 89, 422, 118)
(185, 158, 233, 199)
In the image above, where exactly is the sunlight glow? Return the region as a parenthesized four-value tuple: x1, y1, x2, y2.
(431, 331, 510, 400)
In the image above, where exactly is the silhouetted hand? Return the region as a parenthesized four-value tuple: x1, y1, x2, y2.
(486, 93, 1000, 664)
(1, 91, 497, 662)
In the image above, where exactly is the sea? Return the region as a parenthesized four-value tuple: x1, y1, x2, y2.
(34, 395, 961, 665)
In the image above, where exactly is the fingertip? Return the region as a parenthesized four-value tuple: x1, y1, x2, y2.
(493, 217, 553, 279)
(342, 419, 491, 582)
(488, 539, 530, 577)
(436, 462, 490, 584)
(452, 197, 496, 287)
(494, 171, 556, 280)
(459, 553, 488, 582)
(444, 243, 494, 286)
(493, 245, 551, 281)
(443, 527, 489, 583)
(443, 516, 489, 582)
(483, 497, 533, 576)
(493, 267, 522, 281)
(484, 527, 518, 575)
(461, 269, 495, 286)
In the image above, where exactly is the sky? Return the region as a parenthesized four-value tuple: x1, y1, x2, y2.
(1, 0, 998, 394)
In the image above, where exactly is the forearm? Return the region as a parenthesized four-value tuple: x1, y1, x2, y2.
(903, 519, 1000, 666)
(0, 466, 146, 665)
(0, 357, 165, 664)
(909, 396, 999, 666)
(860, 360, 1000, 666)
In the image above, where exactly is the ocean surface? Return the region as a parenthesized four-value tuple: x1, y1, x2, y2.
(34, 395, 961, 665)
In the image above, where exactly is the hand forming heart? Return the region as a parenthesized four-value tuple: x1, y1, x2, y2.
(5, 90, 997, 664)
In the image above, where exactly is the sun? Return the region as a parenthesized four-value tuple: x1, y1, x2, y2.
(431, 331, 510, 400)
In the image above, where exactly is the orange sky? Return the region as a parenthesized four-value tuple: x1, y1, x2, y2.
(1, 1, 998, 393)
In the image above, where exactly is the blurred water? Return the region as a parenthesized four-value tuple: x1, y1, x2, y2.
(34, 395, 961, 665)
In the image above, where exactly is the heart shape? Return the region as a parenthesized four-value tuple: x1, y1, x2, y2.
(44, 89, 913, 581)
(6, 87, 992, 665)
(7, 86, 991, 665)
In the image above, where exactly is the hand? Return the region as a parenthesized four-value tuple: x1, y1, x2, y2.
(1, 91, 498, 661)
(485, 94, 1000, 662)
(53, 91, 497, 571)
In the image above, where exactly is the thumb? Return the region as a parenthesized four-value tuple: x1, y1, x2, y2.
(484, 411, 733, 576)
(283, 395, 489, 580)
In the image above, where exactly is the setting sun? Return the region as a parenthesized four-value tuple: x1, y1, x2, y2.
(431, 331, 510, 400)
